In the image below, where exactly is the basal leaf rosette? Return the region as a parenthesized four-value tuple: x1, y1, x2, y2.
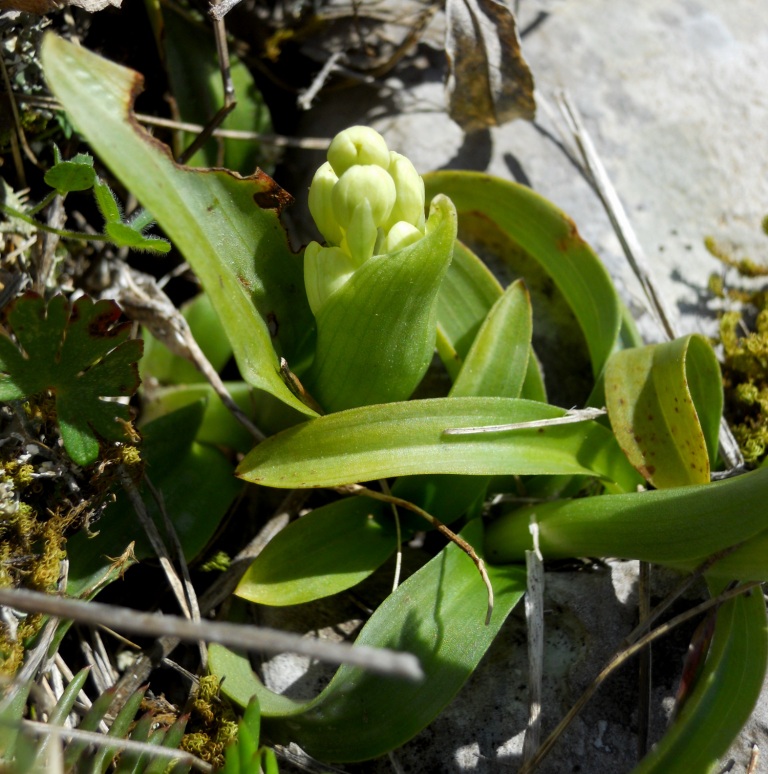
(303, 127, 457, 412)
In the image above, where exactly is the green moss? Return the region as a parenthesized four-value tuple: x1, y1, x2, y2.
(708, 222, 768, 466)
(180, 675, 238, 767)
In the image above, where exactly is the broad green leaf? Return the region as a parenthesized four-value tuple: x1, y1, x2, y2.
(237, 396, 640, 490)
(484, 465, 768, 579)
(304, 195, 456, 412)
(606, 334, 723, 487)
(41, 34, 316, 416)
(436, 240, 503, 379)
(66, 401, 241, 598)
(450, 278, 531, 399)
(0, 293, 142, 466)
(141, 292, 233, 386)
(44, 150, 96, 193)
(162, 4, 274, 174)
(425, 171, 622, 388)
(212, 520, 527, 762)
(141, 381, 257, 453)
(632, 586, 767, 774)
(236, 497, 395, 606)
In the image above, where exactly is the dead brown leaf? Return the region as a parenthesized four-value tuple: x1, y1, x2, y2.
(445, 0, 535, 132)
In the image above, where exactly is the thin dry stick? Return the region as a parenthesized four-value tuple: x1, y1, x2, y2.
(109, 490, 307, 712)
(16, 718, 213, 773)
(335, 484, 494, 625)
(519, 580, 763, 774)
(379, 479, 404, 592)
(118, 468, 193, 621)
(553, 92, 744, 472)
(0, 588, 423, 680)
(142, 471, 207, 669)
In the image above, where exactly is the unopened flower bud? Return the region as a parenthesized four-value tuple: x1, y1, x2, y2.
(308, 162, 342, 245)
(381, 221, 424, 254)
(332, 165, 396, 231)
(327, 125, 391, 175)
(385, 152, 426, 231)
(304, 242, 358, 315)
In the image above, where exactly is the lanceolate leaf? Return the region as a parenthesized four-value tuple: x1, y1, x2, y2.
(424, 171, 622, 383)
(632, 586, 767, 774)
(450, 278, 531, 399)
(237, 397, 640, 490)
(304, 195, 456, 412)
(40, 34, 316, 417)
(0, 293, 141, 466)
(605, 334, 722, 488)
(484, 465, 768, 579)
(212, 520, 527, 762)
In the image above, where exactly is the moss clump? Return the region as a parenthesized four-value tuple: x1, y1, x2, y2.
(180, 675, 239, 767)
(0, 394, 143, 675)
(708, 226, 768, 465)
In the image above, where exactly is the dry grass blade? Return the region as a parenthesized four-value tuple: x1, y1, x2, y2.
(443, 407, 606, 435)
(0, 587, 423, 681)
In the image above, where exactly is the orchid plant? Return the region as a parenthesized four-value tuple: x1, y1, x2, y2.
(1, 31, 766, 774)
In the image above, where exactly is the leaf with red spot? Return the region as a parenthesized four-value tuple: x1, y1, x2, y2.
(0, 293, 142, 466)
(605, 333, 722, 488)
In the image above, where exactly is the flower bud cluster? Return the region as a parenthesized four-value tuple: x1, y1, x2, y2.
(304, 126, 427, 315)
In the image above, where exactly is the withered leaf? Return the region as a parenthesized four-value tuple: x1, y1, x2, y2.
(445, 0, 536, 132)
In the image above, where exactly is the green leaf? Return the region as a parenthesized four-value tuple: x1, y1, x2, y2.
(66, 401, 241, 598)
(0, 293, 142, 466)
(606, 334, 723, 487)
(44, 152, 96, 193)
(141, 292, 233, 386)
(235, 497, 394, 606)
(304, 195, 457, 412)
(484, 464, 768, 579)
(104, 221, 171, 253)
(436, 240, 545, 401)
(40, 33, 316, 417)
(213, 520, 526, 762)
(450, 278, 532, 399)
(237, 397, 640, 490)
(632, 586, 767, 773)
(425, 171, 622, 391)
(93, 177, 122, 224)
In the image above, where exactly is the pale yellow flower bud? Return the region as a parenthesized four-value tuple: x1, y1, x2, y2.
(381, 221, 425, 254)
(304, 242, 358, 316)
(385, 152, 426, 231)
(327, 125, 391, 175)
(331, 165, 396, 231)
(308, 161, 342, 245)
